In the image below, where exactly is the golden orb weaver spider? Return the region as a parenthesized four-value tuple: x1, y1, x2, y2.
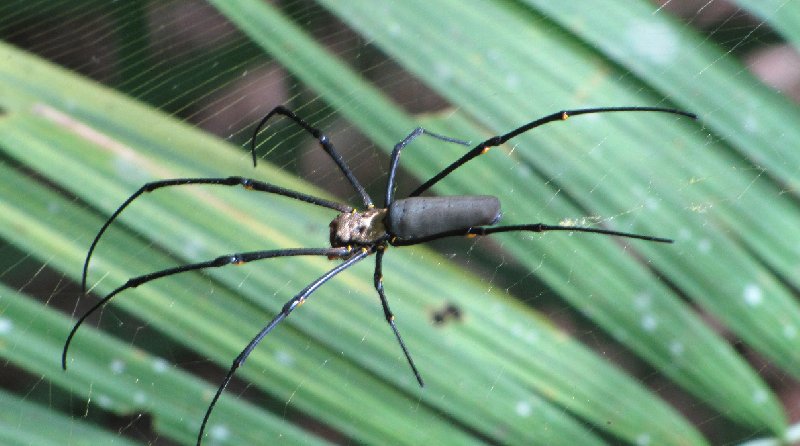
(63, 105, 695, 445)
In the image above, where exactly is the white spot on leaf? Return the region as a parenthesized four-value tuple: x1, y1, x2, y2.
(743, 284, 763, 307)
(110, 359, 125, 374)
(627, 20, 679, 65)
(97, 394, 113, 409)
(434, 62, 452, 81)
(182, 238, 206, 259)
(134, 392, 147, 405)
(641, 314, 658, 332)
(636, 433, 652, 445)
(275, 350, 294, 366)
(211, 424, 230, 440)
(634, 293, 652, 310)
(515, 400, 532, 417)
(669, 341, 684, 356)
(152, 357, 169, 373)
(505, 73, 519, 90)
(0, 318, 12, 335)
(743, 114, 759, 133)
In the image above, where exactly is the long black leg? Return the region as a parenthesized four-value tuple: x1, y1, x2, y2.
(391, 223, 673, 247)
(385, 128, 469, 208)
(251, 105, 374, 208)
(82, 176, 352, 292)
(196, 248, 371, 446)
(373, 247, 424, 386)
(64, 247, 353, 370)
(409, 107, 697, 197)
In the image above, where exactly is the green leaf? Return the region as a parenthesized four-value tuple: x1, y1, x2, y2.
(215, 0, 792, 437)
(0, 31, 699, 446)
(2, 1, 798, 445)
(0, 388, 139, 446)
(0, 282, 329, 445)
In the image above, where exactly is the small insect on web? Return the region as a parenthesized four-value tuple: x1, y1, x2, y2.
(62, 104, 696, 445)
(432, 302, 463, 326)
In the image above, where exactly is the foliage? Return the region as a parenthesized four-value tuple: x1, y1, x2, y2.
(1, 1, 799, 445)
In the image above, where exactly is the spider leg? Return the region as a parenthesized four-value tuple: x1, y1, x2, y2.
(390, 223, 673, 247)
(64, 246, 353, 370)
(251, 105, 374, 208)
(409, 107, 697, 197)
(196, 248, 371, 446)
(385, 127, 469, 208)
(373, 247, 424, 386)
(82, 176, 352, 292)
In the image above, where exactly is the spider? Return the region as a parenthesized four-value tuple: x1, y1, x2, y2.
(62, 105, 695, 445)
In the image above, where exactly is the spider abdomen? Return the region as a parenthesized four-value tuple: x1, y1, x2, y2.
(387, 195, 501, 240)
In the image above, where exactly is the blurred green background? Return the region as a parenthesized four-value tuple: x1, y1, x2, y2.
(1, 1, 800, 445)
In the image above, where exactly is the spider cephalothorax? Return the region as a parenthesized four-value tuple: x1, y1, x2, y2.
(329, 207, 388, 248)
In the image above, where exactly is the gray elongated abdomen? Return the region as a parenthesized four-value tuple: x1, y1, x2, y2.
(387, 195, 501, 240)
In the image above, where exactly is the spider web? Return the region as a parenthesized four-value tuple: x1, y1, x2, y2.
(0, 1, 798, 445)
